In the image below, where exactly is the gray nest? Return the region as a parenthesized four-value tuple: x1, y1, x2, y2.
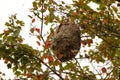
(51, 23, 81, 62)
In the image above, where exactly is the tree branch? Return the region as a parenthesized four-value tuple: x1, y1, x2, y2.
(41, 0, 44, 36)
(31, 1, 64, 79)
(34, 55, 64, 80)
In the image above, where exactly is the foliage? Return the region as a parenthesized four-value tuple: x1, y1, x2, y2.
(0, 0, 120, 80)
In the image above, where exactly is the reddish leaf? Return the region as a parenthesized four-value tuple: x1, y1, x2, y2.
(18, 37, 23, 43)
(41, 56, 45, 61)
(44, 15, 48, 20)
(36, 41, 40, 46)
(87, 39, 93, 46)
(101, 67, 107, 73)
(54, 60, 61, 66)
(37, 75, 44, 80)
(117, 3, 120, 7)
(56, 52, 64, 60)
(48, 55, 54, 62)
(42, 9, 46, 12)
(85, 54, 90, 58)
(3, 29, 9, 33)
(65, 75, 69, 80)
(4, 58, 8, 64)
(45, 40, 51, 49)
(26, 73, 32, 78)
(41, 54, 47, 61)
(103, 19, 108, 24)
(91, 17, 96, 20)
(88, 39, 93, 44)
(108, 56, 112, 60)
(72, 11, 78, 15)
(81, 40, 87, 45)
(35, 28, 40, 33)
(32, 18, 35, 23)
(99, 11, 104, 15)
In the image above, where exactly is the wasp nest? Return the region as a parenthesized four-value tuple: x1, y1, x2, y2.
(51, 22, 81, 62)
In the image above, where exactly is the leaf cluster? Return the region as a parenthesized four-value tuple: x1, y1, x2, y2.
(0, 0, 120, 80)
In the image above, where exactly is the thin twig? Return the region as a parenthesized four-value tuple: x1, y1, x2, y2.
(21, 45, 64, 79)
(74, 58, 84, 72)
(104, 68, 113, 79)
(41, 0, 44, 36)
(89, 61, 104, 80)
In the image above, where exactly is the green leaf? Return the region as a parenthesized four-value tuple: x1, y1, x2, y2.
(65, 5, 71, 9)
(3, 35, 7, 41)
(33, 1, 38, 9)
(0, 33, 3, 37)
(111, 5, 118, 13)
(61, 1, 65, 4)
(5, 22, 11, 26)
(16, 20, 24, 26)
(14, 27, 21, 37)
(30, 28, 34, 33)
(13, 66, 18, 72)
(7, 36, 13, 42)
(15, 71, 21, 76)
(48, 7, 55, 12)
(28, 15, 33, 18)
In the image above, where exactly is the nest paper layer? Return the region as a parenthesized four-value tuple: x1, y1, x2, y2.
(51, 23, 81, 62)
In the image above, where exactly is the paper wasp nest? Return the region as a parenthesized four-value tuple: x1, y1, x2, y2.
(51, 22, 81, 62)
